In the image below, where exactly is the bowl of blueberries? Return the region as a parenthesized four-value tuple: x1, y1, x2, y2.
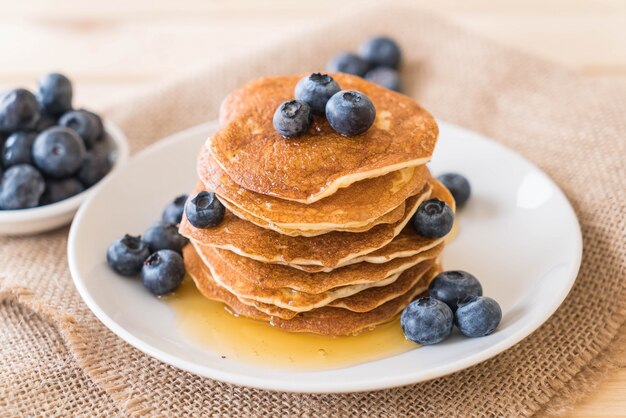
(0, 73, 129, 235)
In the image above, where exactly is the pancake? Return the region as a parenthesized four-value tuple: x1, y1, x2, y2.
(198, 147, 428, 232)
(183, 245, 433, 336)
(219, 197, 406, 237)
(179, 179, 454, 269)
(210, 73, 438, 203)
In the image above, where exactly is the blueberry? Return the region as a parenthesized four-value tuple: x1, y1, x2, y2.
(401, 297, 453, 345)
(455, 296, 502, 337)
(40, 178, 84, 205)
(429, 271, 483, 311)
(0, 89, 40, 133)
(365, 67, 401, 92)
(325, 90, 376, 136)
(294, 73, 340, 115)
(141, 250, 185, 295)
(59, 109, 103, 149)
(106, 234, 150, 276)
(77, 146, 111, 187)
(326, 52, 370, 77)
(412, 198, 454, 238)
(37, 73, 73, 117)
(2, 132, 36, 168)
(33, 127, 86, 178)
(185, 191, 225, 228)
(273, 100, 312, 138)
(34, 114, 57, 133)
(437, 173, 471, 208)
(143, 221, 188, 254)
(0, 164, 45, 209)
(359, 36, 402, 69)
(162, 194, 188, 225)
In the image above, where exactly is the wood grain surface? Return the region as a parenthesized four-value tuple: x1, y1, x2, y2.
(0, 0, 624, 416)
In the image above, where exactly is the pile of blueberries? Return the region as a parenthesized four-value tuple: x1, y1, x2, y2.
(0, 73, 111, 210)
(107, 190, 226, 296)
(402, 173, 503, 344)
(327, 36, 402, 93)
(273, 73, 376, 138)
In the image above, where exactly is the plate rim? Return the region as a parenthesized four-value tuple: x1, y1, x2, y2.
(68, 120, 583, 393)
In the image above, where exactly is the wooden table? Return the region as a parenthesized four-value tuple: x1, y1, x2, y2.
(0, 1, 624, 415)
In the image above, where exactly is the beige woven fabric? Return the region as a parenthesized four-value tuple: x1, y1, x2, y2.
(2, 4, 626, 417)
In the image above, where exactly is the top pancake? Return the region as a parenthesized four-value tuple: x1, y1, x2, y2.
(210, 73, 439, 203)
(198, 147, 428, 232)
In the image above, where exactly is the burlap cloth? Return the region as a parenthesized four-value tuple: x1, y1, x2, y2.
(2, 4, 625, 417)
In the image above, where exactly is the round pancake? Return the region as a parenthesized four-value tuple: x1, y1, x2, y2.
(179, 179, 454, 269)
(198, 147, 428, 231)
(210, 73, 438, 203)
(183, 245, 435, 336)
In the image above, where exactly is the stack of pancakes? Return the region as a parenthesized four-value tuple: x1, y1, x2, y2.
(180, 73, 455, 336)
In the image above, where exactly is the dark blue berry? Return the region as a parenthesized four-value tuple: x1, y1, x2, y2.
(273, 100, 312, 137)
(77, 146, 111, 187)
(455, 296, 502, 337)
(34, 114, 57, 133)
(141, 250, 185, 295)
(162, 194, 188, 225)
(37, 73, 73, 117)
(106, 234, 150, 276)
(40, 178, 84, 205)
(2, 132, 36, 168)
(185, 191, 225, 228)
(143, 221, 188, 254)
(437, 173, 471, 208)
(294, 73, 340, 115)
(412, 198, 454, 238)
(59, 109, 103, 149)
(359, 36, 402, 69)
(401, 297, 453, 345)
(365, 67, 401, 92)
(326, 52, 370, 77)
(428, 271, 483, 312)
(325, 90, 376, 136)
(33, 127, 86, 178)
(0, 164, 45, 209)
(0, 89, 40, 133)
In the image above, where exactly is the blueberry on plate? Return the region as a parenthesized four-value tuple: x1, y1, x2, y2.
(273, 100, 312, 138)
(106, 234, 150, 276)
(428, 270, 483, 311)
(437, 172, 471, 208)
(2, 132, 36, 168)
(359, 36, 402, 69)
(364, 67, 401, 92)
(0, 164, 45, 209)
(37, 73, 73, 117)
(412, 198, 454, 238)
(141, 249, 185, 295)
(162, 194, 188, 225)
(143, 221, 188, 254)
(40, 178, 84, 205)
(326, 52, 370, 77)
(401, 297, 453, 345)
(33, 127, 86, 178)
(294, 73, 341, 115)
(0, 89, 40, 133)
(326, 90, 376, 136)
(455, 296, 502, 338)
(59, 109, 103, 149)
(77, 146, 111, 187)
(185, 191, 225, 228)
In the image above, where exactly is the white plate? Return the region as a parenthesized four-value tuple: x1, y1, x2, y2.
(68, 121, 582, 393)
(0, 121, 129, 235)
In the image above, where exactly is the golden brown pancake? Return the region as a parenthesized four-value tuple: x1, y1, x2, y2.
(179, 179, 454, 269)
(198, 147, 429, 232)
(210, 73, 438, 203)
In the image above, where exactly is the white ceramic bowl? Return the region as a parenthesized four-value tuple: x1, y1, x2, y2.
(0, 121, 129, 235)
